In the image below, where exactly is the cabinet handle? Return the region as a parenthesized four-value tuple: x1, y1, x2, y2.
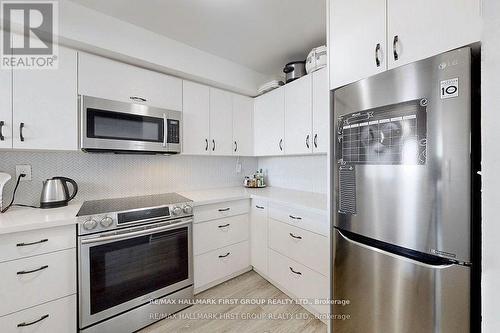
(255, 205, 265, 209)
(279, 138, 283, 151)
(289, 267, 302, 275)
(289, 215, 302, 220)
(16, 239, 48, 247)
(212, 139, 216, 151)
(130, 96, 147, 102)
(375, 43, 381, 67)
(0, 120, 4, 141)
(234, 141, 238, 152)
(19, 122, 25, 142)
(17, 265, 48, 275)
(306, 134, 310, 148)
(218, 208, 230, 212)
(218, 223, 230, 228)
(314, 134, 318, 148)
(289, 233, 302, 240)
(393, 35, 399, 61)
(218, 252, 231, 258)
(17, 314, 49, 327)
(205, 138, 209, 151)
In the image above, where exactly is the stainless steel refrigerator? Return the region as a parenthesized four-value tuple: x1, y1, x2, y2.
(332, 46, 480, 333)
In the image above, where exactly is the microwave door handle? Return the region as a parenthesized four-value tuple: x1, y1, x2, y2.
(162, 114, 167, 147)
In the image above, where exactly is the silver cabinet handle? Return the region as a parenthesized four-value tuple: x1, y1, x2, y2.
(306, 134, 310, 148)
(218, 252, 231, 258)
(289, 215, 302, 220)
(16, 239, 48, 247)
(289, 233, 302, 240)
(289, 267, 302, 275)
(17, 314, 49, 327)
(375, 43, 381, 67)
(393, 35, 399, 61)
(130, 96, 147, 102)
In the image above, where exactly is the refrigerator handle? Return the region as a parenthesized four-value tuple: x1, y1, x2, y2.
(335, 229, 460, 269)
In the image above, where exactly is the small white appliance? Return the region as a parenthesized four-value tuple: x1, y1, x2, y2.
(306, 45, 327, 74)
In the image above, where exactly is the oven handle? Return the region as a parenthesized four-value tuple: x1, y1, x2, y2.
(81, 219, 192, 245)
(162, 113, 168, 148)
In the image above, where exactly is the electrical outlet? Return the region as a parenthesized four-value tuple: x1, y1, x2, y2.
(236, 162, 242, 173)
(16, 164, 32, 181)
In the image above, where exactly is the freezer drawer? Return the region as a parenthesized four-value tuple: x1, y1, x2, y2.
(333, 229, 470, 333)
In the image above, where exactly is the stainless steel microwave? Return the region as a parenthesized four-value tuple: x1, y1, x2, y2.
(80, 96, 181, 154)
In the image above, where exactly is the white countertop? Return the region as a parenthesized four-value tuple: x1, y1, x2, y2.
(0, 187, 328, 235)
(0, 202, 81, 235)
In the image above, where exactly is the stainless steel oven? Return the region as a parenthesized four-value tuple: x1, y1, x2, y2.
(80, 95, 181, 154)
(77, 193, 194, 332)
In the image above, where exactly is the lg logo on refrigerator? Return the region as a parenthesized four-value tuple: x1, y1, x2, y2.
(440, 78, 459, 99)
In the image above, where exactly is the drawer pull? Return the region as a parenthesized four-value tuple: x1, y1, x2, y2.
(17, 265, 48, 275)
(16, 239, 48, 247)
(218, 223, 230, 228)
(289, 267, 302, 275)
(218, 208, 230, 212)
(17, 314, 49, 327)
(289, 233, 302, 240)
(218, 252, 231, 258)
(255, 205, 265, 209)
(289, 215, 302, 220)
(130, 96, 147, 102)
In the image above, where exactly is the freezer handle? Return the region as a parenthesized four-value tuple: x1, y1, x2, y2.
(335, 229, 462, 269)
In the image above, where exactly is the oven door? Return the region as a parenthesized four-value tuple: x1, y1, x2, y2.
(78, 218, 193, 329)
(80, 95, 181, 153)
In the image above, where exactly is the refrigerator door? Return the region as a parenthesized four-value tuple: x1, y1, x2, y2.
(333, 47, 472, 263)
(333, 229, 470, 333)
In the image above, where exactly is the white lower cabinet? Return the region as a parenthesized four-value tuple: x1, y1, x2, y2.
(250, 199, 268, 275)
(268, 249, 329, 315)
(0, 295, 76, 333)
(194, 241, 250, 292)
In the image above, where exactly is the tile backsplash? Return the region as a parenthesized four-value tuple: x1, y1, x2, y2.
(0, 151, 257, 206)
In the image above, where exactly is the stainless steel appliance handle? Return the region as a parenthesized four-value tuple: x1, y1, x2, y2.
(81, 219, 192, 245)
(162, 113, 167, 147)
(336, 229, 456, 269)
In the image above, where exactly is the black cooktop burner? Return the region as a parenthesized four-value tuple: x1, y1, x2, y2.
(77, 193, 192, 216)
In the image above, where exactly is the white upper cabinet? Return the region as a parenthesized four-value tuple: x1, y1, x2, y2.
(78, 52, 182, 111)
(312, 68, 329, 154)
(254, 88, 285, 156)
(0, 68, 11, 149)
(209, 88, 233, 156)
(329, 0, 387, 89)
(387, 0, 481, 69)
(12, 46, 78, 150)
(284, 75, 313, 155)
(182, 81, 210, 155)
(232, 95, 254, 156)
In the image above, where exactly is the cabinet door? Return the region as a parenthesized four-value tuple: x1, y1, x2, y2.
(182, 81, 210, 155)
(12, 46, 78, 150)
(209, 88, 233, 156)
(284, 75, 312, 155)
(251, 199, 268, 275)
(0, 68, 11, 149)
(329, 0, 387, 89)
(78, 52, 182, 110)
(232, 94, 254, 156)
(254, 88, 285, 156)
(387, 0, 481, 70)
(312, 68, 329, 154)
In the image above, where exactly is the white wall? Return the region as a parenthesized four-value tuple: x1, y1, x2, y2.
(9, 0, 271, 96)
(481, 1, 500, 332)
(0, 152, 257, 205)
(258, 155, 327, 194)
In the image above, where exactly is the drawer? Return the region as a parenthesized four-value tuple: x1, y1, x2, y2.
(194, 199, 250, 223)
(0, 248, 76, 316)
(268, 249, 329, 315)
(194, 241, 249, 289)
(0, 295, 76, 333)
(0, 225, 76, 263)
(269, 203, 328, 236)
(269, 219, 329, 276)
(194, 214, 249, 255)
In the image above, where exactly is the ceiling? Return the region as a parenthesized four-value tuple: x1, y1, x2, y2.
(69, 0, 326, 77)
